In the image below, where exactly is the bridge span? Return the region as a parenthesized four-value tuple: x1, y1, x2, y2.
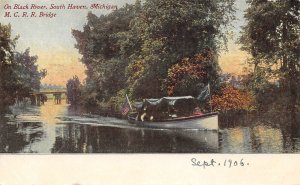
(30, 90, 67, 105)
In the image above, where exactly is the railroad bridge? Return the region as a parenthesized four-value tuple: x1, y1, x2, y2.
(30, 90, 67, 105)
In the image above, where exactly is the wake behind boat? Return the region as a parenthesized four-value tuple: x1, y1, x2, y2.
(125, 96, 219, 130)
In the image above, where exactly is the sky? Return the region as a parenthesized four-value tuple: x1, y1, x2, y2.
(0, 0, 248, 86)
(219, 0, 249, 76)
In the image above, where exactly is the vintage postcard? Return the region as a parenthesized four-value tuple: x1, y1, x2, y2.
(0, 0, 299, 184)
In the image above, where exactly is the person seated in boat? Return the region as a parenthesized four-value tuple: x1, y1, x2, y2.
(137, 105, 168, 122)
(139, 109, 147, 122)
(136, 104, 148, 121)
(139, 105, 157, 122)
(140, 112, 153, 121)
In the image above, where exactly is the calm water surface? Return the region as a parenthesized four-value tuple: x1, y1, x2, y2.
(0, 102, 299, 153)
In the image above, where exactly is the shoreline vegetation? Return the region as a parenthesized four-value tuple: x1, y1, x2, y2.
(1, 0, 299, 130)
(0, 23, 46, 114)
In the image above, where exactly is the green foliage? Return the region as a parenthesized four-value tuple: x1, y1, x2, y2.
(240, 0, 300, 120)
(72, 3, 141, 103)
(127, 0, 235, 98)
(66, 75, 82, 105)
(0, 24, 45, 112)
(14, 49, 47, 95)
(72, 0, 235, 105)
(0, 24, 16, 108)
(108, 89, 127, 111)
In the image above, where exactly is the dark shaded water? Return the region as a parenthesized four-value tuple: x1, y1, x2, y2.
(0, 102, 299, 153)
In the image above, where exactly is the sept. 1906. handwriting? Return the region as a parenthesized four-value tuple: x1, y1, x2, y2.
(191, 158, 250, 169)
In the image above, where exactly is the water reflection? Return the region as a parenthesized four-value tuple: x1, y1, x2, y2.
(220, 127, 253, 153)
(40, 101, 68, 124)
(51, 125, 219, 153)
(220, 125, 300, 153)
(0, 102, 299, 153)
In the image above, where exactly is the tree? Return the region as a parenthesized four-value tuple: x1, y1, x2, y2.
(211, 85, 254, 112)
(14, 49, 47, 97)
(66, 76, 81, 105)
(0, 24, 18, 110)
(126, 0, 235, 98)
(167, 49, 220, 97)
(72, 0, 235, 105)
(240, 0, 300, 121)
(72, 3, 141, 102)
(0, 24, 46, 112)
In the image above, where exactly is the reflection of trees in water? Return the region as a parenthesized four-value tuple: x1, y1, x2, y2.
(220, 111, 300, 153)
(252, 126, 284, 153)
(280, 125, 300, 153)
(220, 127, 253, 153)
(0, 115, 44, 153)
(220, 123, 300, 153)
(249, 127, 260, 153)
(51, 124, 218, 153)
(52, 124, 80, 153)
(2, 109, 299, 153)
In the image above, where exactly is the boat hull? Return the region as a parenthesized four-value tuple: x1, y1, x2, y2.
(128, 112, 218, 130)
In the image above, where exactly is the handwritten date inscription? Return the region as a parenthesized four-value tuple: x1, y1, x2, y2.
(191, 158, 250, 169)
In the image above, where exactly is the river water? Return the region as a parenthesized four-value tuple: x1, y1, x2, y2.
(0, 102, 299, 153)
